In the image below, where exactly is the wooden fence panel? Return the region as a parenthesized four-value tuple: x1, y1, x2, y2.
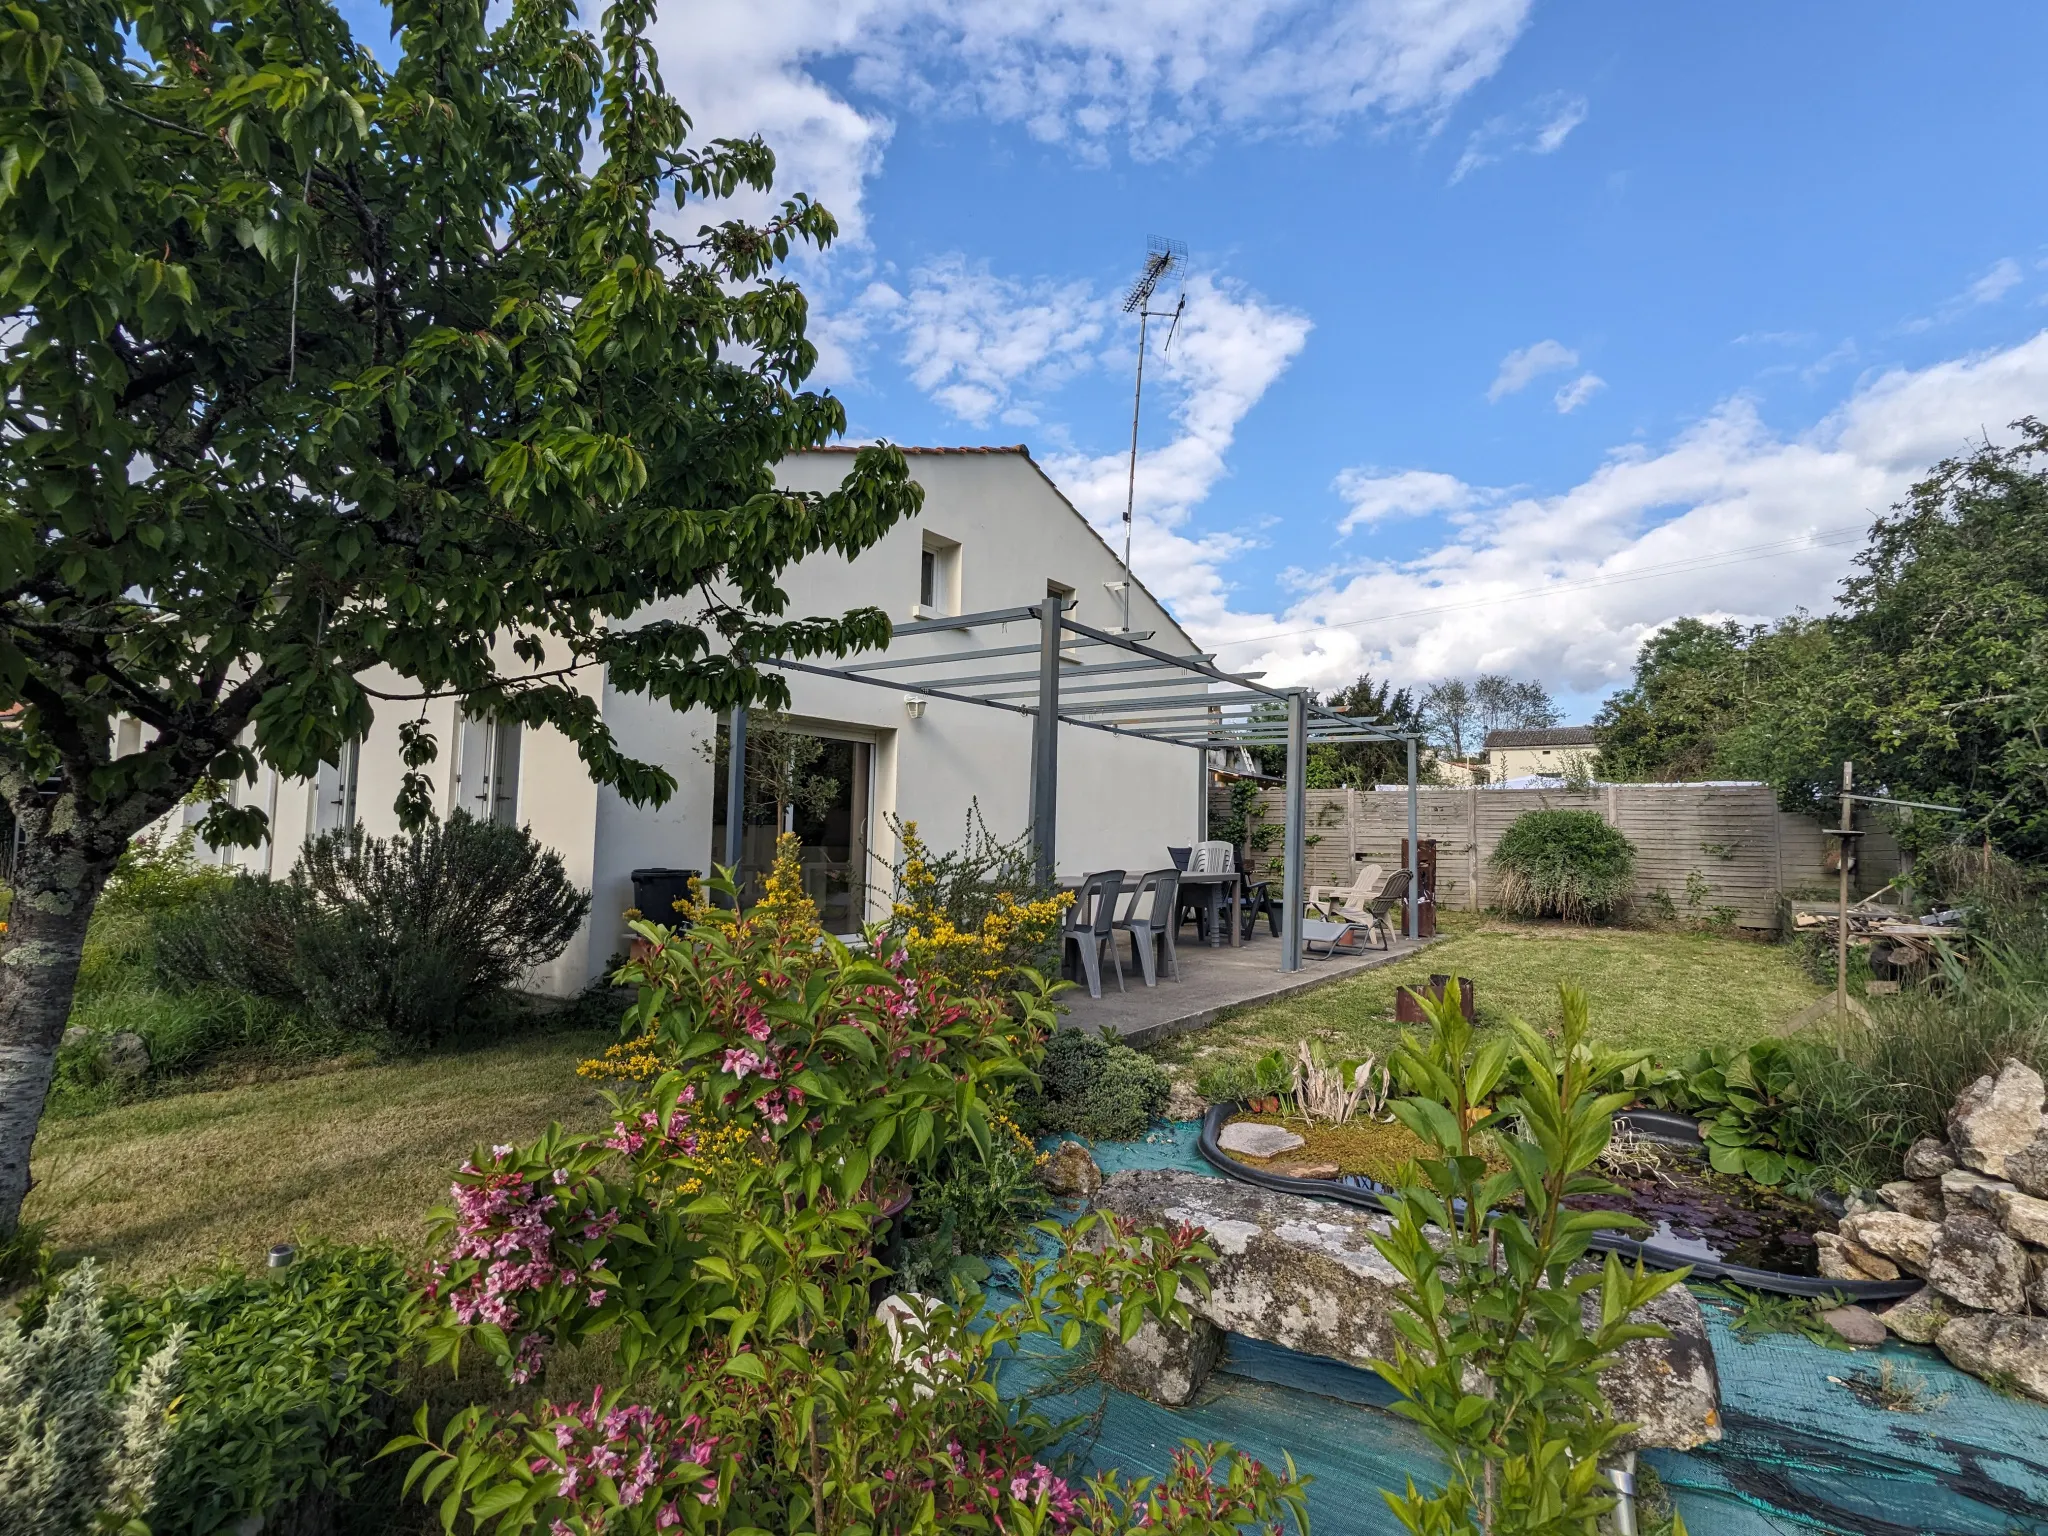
(1220, 780, 1887, 931)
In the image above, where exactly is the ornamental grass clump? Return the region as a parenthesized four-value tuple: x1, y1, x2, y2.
(402, 841, 1307, 1535)
(1489, 808, 1638, 924)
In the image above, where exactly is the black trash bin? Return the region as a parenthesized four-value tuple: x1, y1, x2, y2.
(629, 867, 701, 926)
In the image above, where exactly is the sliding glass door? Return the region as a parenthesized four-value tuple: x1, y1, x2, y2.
(710, 719, 871, 934)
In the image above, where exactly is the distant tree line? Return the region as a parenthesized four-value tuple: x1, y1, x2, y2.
(1238, 672, 1560, 787)
(1593, 421, 2048, 861)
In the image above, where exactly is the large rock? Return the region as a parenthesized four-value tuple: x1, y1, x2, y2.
(1903, 1136, 1957, 1179)
(1940, 1167, 2017, 1217)
(103, 1031, 151, 1081)
(1815, 1232, 1882, 1283)
(1948, 1059, 2046, 1179)
(2029, 1251, 2048, 1315)
(1998, 1188, 2048, 1248)
(1838, 1209, 1939, 1276)
(1924, 1212, 2029, 1313)
(1819, 1305, 1887, 1348)
(1878, 1287, 1965, 1346)
(1936, 1314, 2048, 1405)
(1878, 1179, 1943, 1223)
(1217, 1122, 1305, 1158)
(1040, 1141, 1103, 1198)
(1090, 1169, 1721, 1450)
(2008, 1131, 2048, 1201)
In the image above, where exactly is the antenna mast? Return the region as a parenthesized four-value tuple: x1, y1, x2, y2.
(1118, 236, 1187, 632)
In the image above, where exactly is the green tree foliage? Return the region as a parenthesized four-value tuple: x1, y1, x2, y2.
(1598, 423, 2048, 857)
(1594, 617, 1825, 783)
(1421, 674, 1558, 762)
(0, 0, 923, 1231)
(1244, 673, 1423, 784)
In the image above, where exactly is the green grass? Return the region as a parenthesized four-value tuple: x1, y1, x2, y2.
(24, 1031, 614, 1287)
(1151, 914, 1825, 1086)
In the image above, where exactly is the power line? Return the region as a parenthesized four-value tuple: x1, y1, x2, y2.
(1216, 522, 1869, 651)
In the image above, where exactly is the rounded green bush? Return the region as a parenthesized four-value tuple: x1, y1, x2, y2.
(1019, 1028, 1169, 1141)
(1489, 809, 1637, 924)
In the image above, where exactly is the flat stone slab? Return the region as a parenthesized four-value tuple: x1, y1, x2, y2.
(1092, 1168, 1722, 1451)
(1217, 1122, 1305, 1158)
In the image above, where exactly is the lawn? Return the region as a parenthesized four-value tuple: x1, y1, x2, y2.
(23, 1030, 614, 1287)
(1149, 914, 1825, 1087)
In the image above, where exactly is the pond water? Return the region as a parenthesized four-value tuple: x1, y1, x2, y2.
(1567, 1147, 1836, 1276)
(1327, 1145, 1836, 1277)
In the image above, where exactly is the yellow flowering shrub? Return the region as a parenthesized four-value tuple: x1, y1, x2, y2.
(888, 819, 1070, 994)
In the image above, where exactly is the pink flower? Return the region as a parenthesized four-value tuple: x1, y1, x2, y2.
(552, 1168, 569, 1185)
(587, 1288, 607, 1308)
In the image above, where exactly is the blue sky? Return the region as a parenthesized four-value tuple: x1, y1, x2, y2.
(352, 2, 2048, 718)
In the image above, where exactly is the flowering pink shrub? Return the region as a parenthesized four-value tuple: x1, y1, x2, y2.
(535, 1387, 718, 1532)
(403, 865, 1306, 1536)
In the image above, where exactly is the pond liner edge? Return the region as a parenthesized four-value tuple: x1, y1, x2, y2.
(1194, 1101, 1921, 1301)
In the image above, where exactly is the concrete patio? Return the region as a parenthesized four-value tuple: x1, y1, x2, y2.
(1060, 930, 1433, 1046)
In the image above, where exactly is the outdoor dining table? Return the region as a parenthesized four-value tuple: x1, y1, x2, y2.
(1173, 869, 1243, 949)
(1059, 869, 1243, 950)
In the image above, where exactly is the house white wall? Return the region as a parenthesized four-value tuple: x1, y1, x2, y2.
(582, 448, 1205, 982)
(191, 447, 1206, 995)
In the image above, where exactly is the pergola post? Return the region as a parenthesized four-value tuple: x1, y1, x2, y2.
(1281, 689, 1306, 972)
(1195, 747, 1210, 842)
(1406, 735, 1419, 940)
(723, 703, 748, 870)
(1030, 598, 1062, 888)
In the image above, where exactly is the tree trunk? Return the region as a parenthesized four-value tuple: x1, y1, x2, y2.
(0, 813, 129, 1235)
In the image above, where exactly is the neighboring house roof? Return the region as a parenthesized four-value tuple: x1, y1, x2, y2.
(800, 443, 1196, 655)
(1484, 726, 1602, 750)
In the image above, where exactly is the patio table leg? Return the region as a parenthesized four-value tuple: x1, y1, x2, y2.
(1229, 884, 1242, 947)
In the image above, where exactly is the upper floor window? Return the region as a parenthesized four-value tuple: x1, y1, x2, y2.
(916, 532, 961, 617)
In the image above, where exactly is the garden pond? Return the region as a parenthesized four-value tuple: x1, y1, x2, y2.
(1213, 1107, 1842, 1283)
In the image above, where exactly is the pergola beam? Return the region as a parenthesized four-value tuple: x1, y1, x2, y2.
(761, 602, 1425, 973)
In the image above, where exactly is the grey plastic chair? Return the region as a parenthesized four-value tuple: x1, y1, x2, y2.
(1115, 868, 1181, 986)
(1061, 869, 1127, 999)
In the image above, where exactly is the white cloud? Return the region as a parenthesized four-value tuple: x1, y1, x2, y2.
(1040, 274, 1314, 628)
(1904, 257, 2027, 332)
(1191, 331, 2048, 701)
(1451, 90, 1587, 182)
(1334, 468, 1489, 533)
(862, 263, 1311, 627)
(847, 258, 1109, 424)
(652, 0, 1535, 243)
(1552, 372, 1605, 413)
(1967, 258, 2024, 306)
(1488, 338, 1578, 401)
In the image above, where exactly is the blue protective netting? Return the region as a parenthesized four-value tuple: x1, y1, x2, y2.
(1021, 1123, 2048, 1536)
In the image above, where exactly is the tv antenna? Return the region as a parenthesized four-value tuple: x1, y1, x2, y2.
(1116, 236, 1187, 632)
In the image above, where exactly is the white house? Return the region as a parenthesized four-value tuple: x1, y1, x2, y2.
(1483, 726, 1601, 783)
(195, 447, 1208, 994)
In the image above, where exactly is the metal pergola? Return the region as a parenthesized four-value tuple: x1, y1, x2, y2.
(730, 599, 1422, 973)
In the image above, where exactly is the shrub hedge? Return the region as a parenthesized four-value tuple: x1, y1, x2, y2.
(1489, 809, 1637, 924)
